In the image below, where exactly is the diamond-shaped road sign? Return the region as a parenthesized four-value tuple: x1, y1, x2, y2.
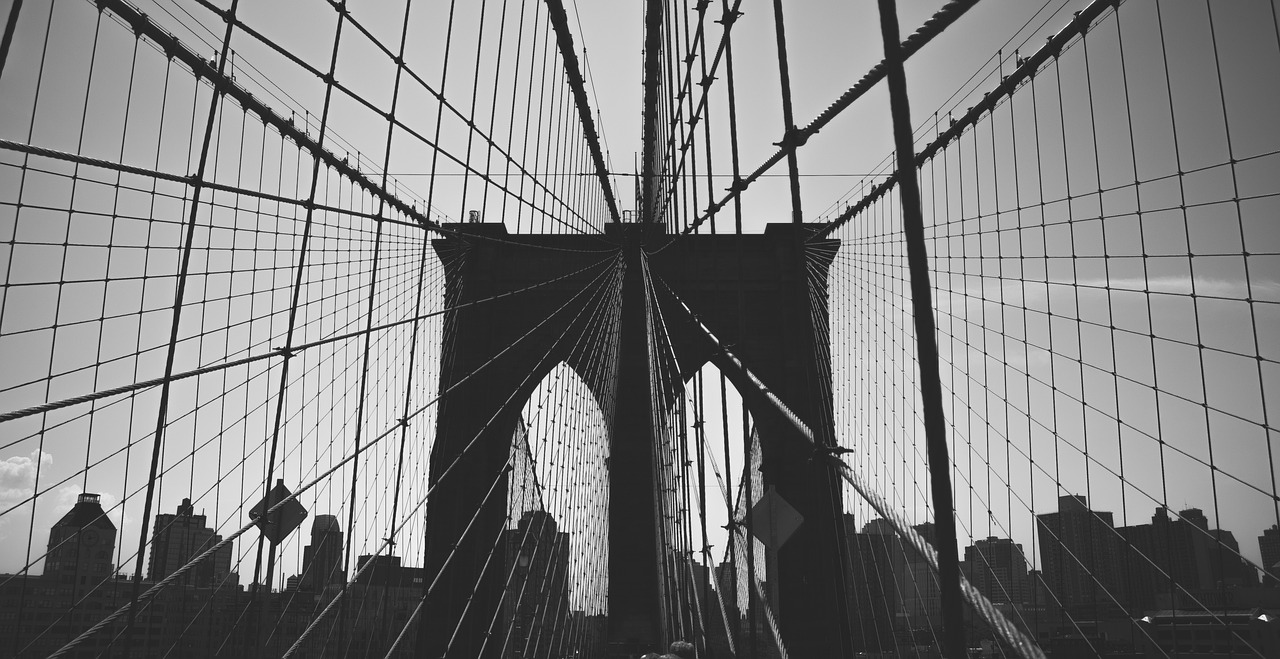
(749, 485, 803, 550)
(249, 479, 308, 545)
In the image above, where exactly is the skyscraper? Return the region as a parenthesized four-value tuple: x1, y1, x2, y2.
(1036, 495, 1123, 617)
(843, 514, 899, 652)
(1120, 507, 1258, 611)
(148, 497, 234, 587)
(45, 493, 116, 588)
(502, 510, 570, 659)
(964, 536, 1029, 608)
(301, 514, 345, 591)
(1260, 525, 1280, 588)
(898, 521, 943, 630)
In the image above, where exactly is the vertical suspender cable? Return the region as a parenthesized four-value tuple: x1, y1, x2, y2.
(875, 1, 966, 657)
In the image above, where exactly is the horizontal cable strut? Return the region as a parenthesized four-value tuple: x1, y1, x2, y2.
(544, 0, 621, 222)
(682, 0, 979, 235)
(655, 276, 1047, 659)
(812, 0, 1116, 241)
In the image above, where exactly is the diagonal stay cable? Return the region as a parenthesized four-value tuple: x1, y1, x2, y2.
(182, 0, 602, 235)
(677, 0, 980, 237)
(653, 274, 1049, 659)
(0, 253, 617, 427)
(810, 0, 1114, 242)
(281, 462, 513, 658)
(43, 253, 621, 659)
(378, 253, 626, 659)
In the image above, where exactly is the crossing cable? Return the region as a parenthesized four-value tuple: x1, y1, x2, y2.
(875, 1, 967, 657)
(91, 0, 449, 233)
(91, 0, 601, 241)
(684, 385, 740, 656)
(675, 0, 981, 237)
(814, 0, 1274, 650)
(119, 0, 243, 651)
(182, 0, 601, 235)
(513, 270, 620, 658)
(41, 253, 620, 659)
(253, 0, 358, 621)
(337, 0, 420, 649)
(0, 254, 615, 428)
(49, 252, 571, 657)
(811, 0, 1115, 242)
(385, 256, 625, 659)
(805, 234, 950, 654)
(282, 461, 513, 658)
(656, 275, 1049, 659)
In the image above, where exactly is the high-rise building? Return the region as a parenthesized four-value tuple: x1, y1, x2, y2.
(45, 493, 117, 588)
(1035, 495, 1123, 617)
(502, 510, 570, 659)
(898, 521, 943, 630)
(1260, 525, 1280, 588)
(301, 514, 345, 591)
(1121, 507, 1258, 610)
(843, 514, 899, 651)
(964, 536, 1029, 608)
(148, 497, 234, 587)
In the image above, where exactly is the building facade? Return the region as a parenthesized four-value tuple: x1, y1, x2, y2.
(965, 536, 1030, 609)
(45, 493, 117, 589)
(148, 497, 234, 587)
(301, 514, 345, 591)
(1035, 495, 1124, 618)
(1260, 525, 1280, 588)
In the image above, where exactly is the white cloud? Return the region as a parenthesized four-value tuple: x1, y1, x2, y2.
(0, 450, 53, 510)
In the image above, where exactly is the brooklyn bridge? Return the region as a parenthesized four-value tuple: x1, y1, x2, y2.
(0, 0, 1278, 657)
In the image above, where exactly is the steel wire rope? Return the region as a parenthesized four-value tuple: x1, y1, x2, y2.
(93, 0, 612, 244)
(328, 0, 421, 648)
(814, 3, 1274, 650)
(639, 251, 676, 638)
(811, 0, 1118, 243)
(408, 254, 622, 657)
(40, 251, 620, 658)
(832, 196, 1275, 628)
(183, 0, 602, 236)
(669, 0, 982, 239)
(811, 0, 1075, 222)
(0, 254, 613, 428)
(683, 383, 740, 656)
(281, 460, 515, 659)
(803, 241, 938, 658)
(653, 271, 1049, 659)
(379, 254, 624, 659)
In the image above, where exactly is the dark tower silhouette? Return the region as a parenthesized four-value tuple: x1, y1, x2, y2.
(420, 222, 852, 658)
(301, 515, 345, 591)
(148, 497, 234, 587)
(45, 493, 116, 590)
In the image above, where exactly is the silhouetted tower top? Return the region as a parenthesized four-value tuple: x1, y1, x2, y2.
(148, 496, 233, 587)
(45, 493, 116, 585)
(302, 514, 345, 590)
